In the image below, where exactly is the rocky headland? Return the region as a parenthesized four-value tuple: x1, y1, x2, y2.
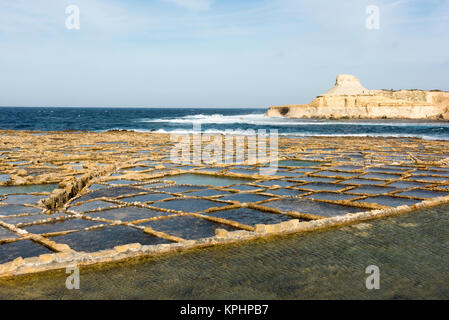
(267, 75, 449, 120)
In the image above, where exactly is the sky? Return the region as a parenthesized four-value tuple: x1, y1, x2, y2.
(0, 0, 448, 108)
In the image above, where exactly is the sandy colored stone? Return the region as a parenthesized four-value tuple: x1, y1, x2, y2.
(215, 228, 228, 238)
(55, 251, 74, 261)
(11, 257, 24, 267)
(39, 254, 56, 264)
(254, 224, 268, 234)
(114, 243, 142, 254)
(267, 74, 449, 120)
(52, 243, 71, 252)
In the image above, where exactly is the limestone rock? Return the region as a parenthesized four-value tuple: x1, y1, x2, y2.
(267, 74, 449, 120)
(215, 228, 228, 238)
(323, 74, 370, 96)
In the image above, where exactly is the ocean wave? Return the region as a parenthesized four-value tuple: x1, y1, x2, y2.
(136, 113, 276, 125)
(135, 113, 449, 127)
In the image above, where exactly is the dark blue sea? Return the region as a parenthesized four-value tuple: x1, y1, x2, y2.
(1, 107, 449, 140)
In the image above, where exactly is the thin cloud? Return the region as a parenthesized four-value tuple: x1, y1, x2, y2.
(387, 0, 409, 8)
(164, 0, 214, 11)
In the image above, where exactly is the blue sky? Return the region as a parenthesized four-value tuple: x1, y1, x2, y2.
(0, 0, 448, 107)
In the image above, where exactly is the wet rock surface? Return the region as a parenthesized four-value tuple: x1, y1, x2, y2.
(1, 130, 449, 277)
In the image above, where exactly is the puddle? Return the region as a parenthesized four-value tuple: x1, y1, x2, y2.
(0, 213, 51, 226)
(256, 180, 297, 188)
(290, 168, 317, 173)
(410, 175, 449, 182)
(89, 207, 170, 222)
(278, 160, 322, 167)
(387, 181, 429, 189)
(305, 192, 356, 201)
(428, 166, 449, 172)
(72, 186, 144, 204)
(110, 173, 124, 177)
(332, 165, 363, 171)
(0, 184, 59, 195)
(229, 165, 254, 169)
(262, 199, 364, 217)
(88, 184, 109, 191)
(166, 174, 251, 187)
(360, 173, 401, 180)
(296, 176, 339, 183)
(176, 166, 199, 171)
(277, 171, 305, 178)
(367, 167, 409, 173)
(125, 167, 150, 172)
(48, 225, 169, 253)
(24, 218, 101, 235)
(413, 170, 449, 176)
(0, 226, 19, 240)
(140, 183, 173, 189)
(159, 185, 207, 194)
(137, 215, 238, 240)
(228, 169, 258, 175)
(0, 205, 42, 216)
(1, 194, 47, 205)
(343, 178, 385, 186)
(225, 185, 262, 192)
(355, 196, 420, 207)
(206, 207, 293, 226)
(119, 193, 173, 203)
(0, 174, 10, 182)
(150, 199, 229, 212)
(397, 189, 449, 199)
(298, 182, 345, 192)
(315, 171, 358, 178)
(107, 180, 139, 185)
(220, 193, 271, 203)
(70, 201, 118, 213)
(266, 188, 308, 197)
(348, 186, 398, 195)
(150, 169, 171, 175)
(7, 161, 28, 165)
(136, 161, 159, 166)
(0, 240, 52, 265)
(195, 167, 223, 173)
(187, 189, 233, 197)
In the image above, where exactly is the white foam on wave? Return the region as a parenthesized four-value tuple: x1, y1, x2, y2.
(136, 113, 277, 125)
(135, 113, 449, 127)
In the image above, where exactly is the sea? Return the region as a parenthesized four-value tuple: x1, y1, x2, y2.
(1, 107, 449, 140)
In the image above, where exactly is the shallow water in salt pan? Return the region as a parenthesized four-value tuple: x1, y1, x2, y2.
(263, 199, 365, 216)
(0, 184, 58, 195)
(1, 204, 447, 299)
(48, 225, 169, 253)
(166, 174, 251, 187)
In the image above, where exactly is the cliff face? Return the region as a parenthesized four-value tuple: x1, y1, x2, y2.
(267, 75, 449, 120)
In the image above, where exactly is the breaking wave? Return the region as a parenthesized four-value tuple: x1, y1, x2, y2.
(136, 113, 449, 127)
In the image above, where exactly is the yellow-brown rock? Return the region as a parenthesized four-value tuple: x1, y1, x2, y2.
(267, 74, 449, 120)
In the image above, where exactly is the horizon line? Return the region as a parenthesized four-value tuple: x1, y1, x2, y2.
(0, 105, 268, 109)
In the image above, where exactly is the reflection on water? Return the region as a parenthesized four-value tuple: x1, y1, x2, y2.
(0, 184, 59, 195)
(0, 204, 448, 299)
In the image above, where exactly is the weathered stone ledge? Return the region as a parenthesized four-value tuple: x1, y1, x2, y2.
(43, 165, 115, 210)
